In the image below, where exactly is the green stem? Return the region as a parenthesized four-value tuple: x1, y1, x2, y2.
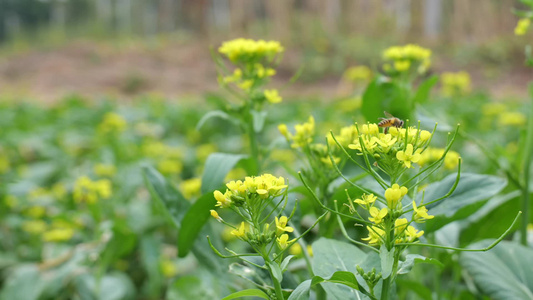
(521, 83, 533, 245)
(247, 113, 261, 174)
(266, 261, 284, 300)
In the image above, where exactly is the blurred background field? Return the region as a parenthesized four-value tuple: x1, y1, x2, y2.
(1, 1, 533, 300)
(0, 0, 531, 102)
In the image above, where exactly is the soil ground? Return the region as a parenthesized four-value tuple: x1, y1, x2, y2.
(0, 40, 531, 104)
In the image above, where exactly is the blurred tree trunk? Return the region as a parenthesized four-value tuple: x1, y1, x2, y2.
(424, 0, 442, 39)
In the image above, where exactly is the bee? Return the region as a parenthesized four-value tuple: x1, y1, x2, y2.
(378, 111, 404, 134)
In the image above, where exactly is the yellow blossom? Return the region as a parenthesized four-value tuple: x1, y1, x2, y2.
(412, 201, 434, 223)
(498, 112, 526, 127)
(394, 60, 411, 72)
(394, 218, 409, 236)
(218, 38, 284, 63)
(385, 184, 408, 209)
(354, 193, 378, 206)
(405, 226, 424, 242)
(343, 66, 372, 82)
(396, 144, 422, 168)
(73, 176, 112, 204)
(289, 243, 302, 256)
(94, 164, 116, 177)
(42, 228, 75, 242)
(214, 190, 232, 208)
(441, 71, 471, 96)
(98, 112, 127, 134)
(231, 222, 247, 239)
(275, 216, 294, 235)
(515, 18, 531, 36)
(210, 210, 223, 222)
(264, 89, 282, 104)
(160, 259, 177, 278)
(22, 220, 47, 234)
(277, 233, 295, 249)
(362, 226, 385, 246)
(180, 178, 202, 199)
(368, 207, 388, 224)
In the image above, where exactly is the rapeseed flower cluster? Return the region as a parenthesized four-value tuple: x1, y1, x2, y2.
(180, 177, 202, 199)
(211, 174, 293, 249)
(218, 38, 284, 63)
(218, 38, 284, 106)
(142, 141, 183, 176)
(441, 71, 471, 96)
(348, 123, 433, 175)
(343, 66, 372, 82)
(382, 44, 431, 75)
(515, 18, 531, 36)
(481, 103, 527, 128)
(97, 112, 127, 134)
(73, 176, 112, 204)
(354, 184, 432, 247)
(418, 147, 461, 170)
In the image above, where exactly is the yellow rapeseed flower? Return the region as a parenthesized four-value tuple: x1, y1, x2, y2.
(94, 163, 117, 177)
(343, 66, 372, 82)
(354, 193, 377, 206)
(210, 210, 223, 222)
(515, 18, 531, 36)
(231, 222, 247, 239)
(385, 184, 408, 209)
(412, 201, 434, 223)
(98, 112, 127, 134)
(42, 228, 75, 242)
(214, 190, 232, 208)
(396, 144, 422, 168)
(218, 38, 284, 63)
(362, 226, 385, 246)
(276, 233, 295, 249)
(368, 207, 388, 224)
(275, 216, 294, 235)
(264, 89, 282, 104)
(180, 177, 202, 199)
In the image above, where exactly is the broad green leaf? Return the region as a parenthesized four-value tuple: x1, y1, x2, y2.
(458, 191, 520, 245)
(397, 254, 443, 275)
(201, 153, 248, 194)
(229, 263, 269, 288)
(196, 110, 233, 131)
(251, 109, 268, 133)
(288, 280, 312, 300)
(142, 165, 189, 229)
(222, 289, 270, 300)
(177, 193, 216, 257)
(412, 75, 438, 104)
(362, 76, 411, 123)
(312, 238, 372, 299)
(289, 271, 361, 300)
(0, 265, 44, 300)
(420, 173, 507, 232)
(460, 240, 533, 299)
(167, 275, 219, 300)
(380, 245, 394, 279)
(396, 279, 432, 300)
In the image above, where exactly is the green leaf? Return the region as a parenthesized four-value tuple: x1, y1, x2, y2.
(251, 110, 268, 133)
(280, 255, 295, 273)
(267, 261, 283, 283)
(396, 279, 433, 300)
(221, 289, 270, 300)
(142, 165, 190, 229)
(201, 153, 248, 194)
(397, 254, 443, 275)
(380, 245, 394, 279)
(312, 238, 375, 299)
(289, 271, 361, 300)
(362, 76, 411, 123)
(196, 110, 233, 131)
(177, 193, 216, 257)
(0, 265, 44, 300)
(288, 280, 312, 300)
(460, 240, 533, 299)
(412, 75, 438, 104)
(421, 173, 507, 232)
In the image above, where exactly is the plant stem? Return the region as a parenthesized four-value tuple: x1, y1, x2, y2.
(267, 262, 284, 300)
(247, 113, 261, 174)
(520, 83, 533, 245)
